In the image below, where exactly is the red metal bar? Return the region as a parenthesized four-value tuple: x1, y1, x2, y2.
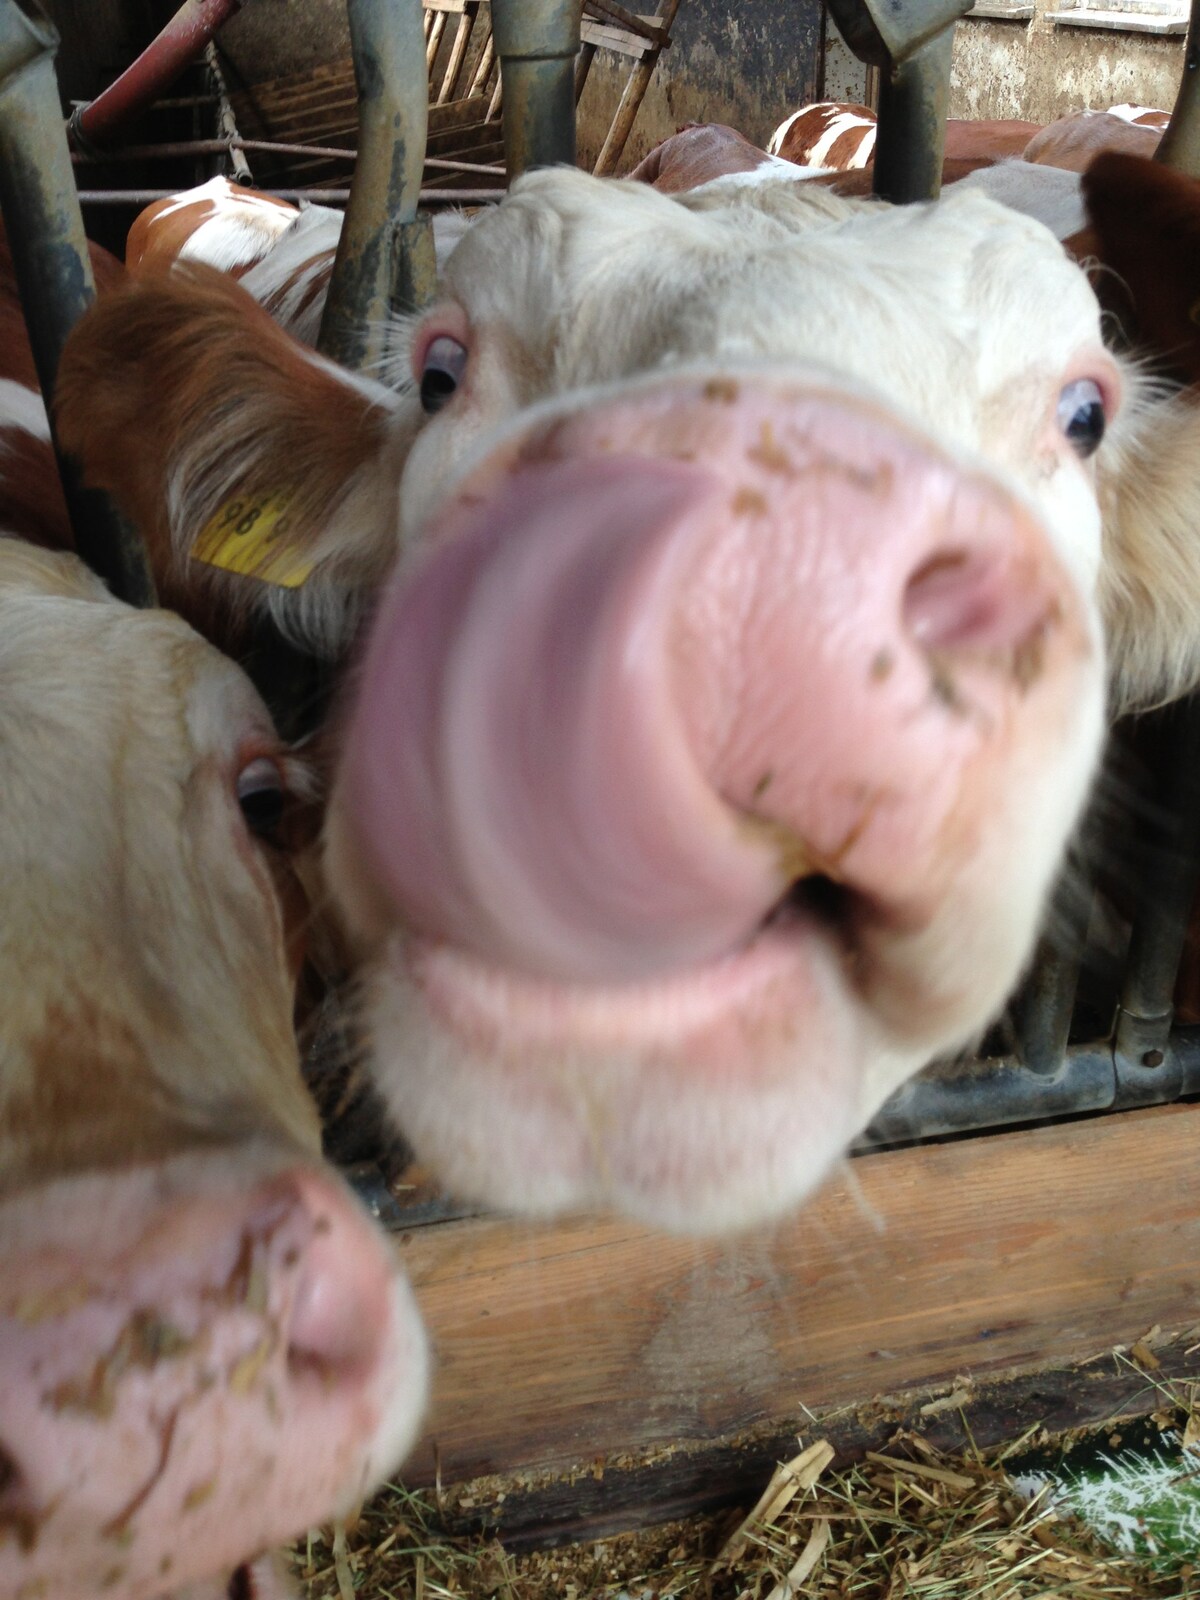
(70, 0, 244, 150)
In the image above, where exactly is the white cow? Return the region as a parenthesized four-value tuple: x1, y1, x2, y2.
(58, 167, 1200, 1232)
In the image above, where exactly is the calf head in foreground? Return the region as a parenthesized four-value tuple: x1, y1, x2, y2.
(60, 169, 1200, 1232)
(0, 545, 426, 1599)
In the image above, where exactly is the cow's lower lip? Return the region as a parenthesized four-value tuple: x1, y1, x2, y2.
(365, 901, 883, 1233)
(409, 887, 860, 1058)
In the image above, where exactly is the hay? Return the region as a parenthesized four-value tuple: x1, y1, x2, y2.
(291, 1425, 1196, 1600)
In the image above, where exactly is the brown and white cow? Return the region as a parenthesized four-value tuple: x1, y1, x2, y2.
(0, 286, 427, 1594)
(761, 100, 1168, 176)
(58, 163, 1200, 1234)
(126, 176, 475, 347)
(126, 178, 302, 279)
(768, 100, 876, 169)
(1024, 107, 1165, 171)
(628, 123, 807, 192)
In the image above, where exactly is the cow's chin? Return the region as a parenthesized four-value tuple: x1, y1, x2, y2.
(361, 913, 936, 1235)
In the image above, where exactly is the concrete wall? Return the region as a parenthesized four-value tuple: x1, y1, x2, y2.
(949, 8, 1184, 122)
(578, 0, 823, 171)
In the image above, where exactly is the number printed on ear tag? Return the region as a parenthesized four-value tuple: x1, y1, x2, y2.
(191, 490, 317, 588)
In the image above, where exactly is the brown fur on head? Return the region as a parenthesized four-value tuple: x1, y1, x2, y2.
(0, 543, 320, 1192)
(56, 262, 416, 659)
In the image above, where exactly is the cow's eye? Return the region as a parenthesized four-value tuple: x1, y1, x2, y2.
(237, 756, 286, 839)
(420, 335, 468, 414)
(1057, 378, 1106, 457)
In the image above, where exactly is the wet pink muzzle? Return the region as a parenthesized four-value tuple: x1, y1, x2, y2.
(0, 1151, 425, 1600)
(339, 382, 1087, 983)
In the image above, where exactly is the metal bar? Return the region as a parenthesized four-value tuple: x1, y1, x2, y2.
(1112, 696, 1200, 1092)
(0, 0, 154, 607)
(71, 135, 505, 175)
(1010, 923, 1088, 1077)
(77, 187, 504, 203)
(317, 0, 438, 371)
(491, 0, 580, 177)
(69, 0, 244, 151)
(857, 1026, 1200, 1149)
(871, 25, 954, 202)
(591, 0, 678, 175)
(1156, 0, 1200, 174)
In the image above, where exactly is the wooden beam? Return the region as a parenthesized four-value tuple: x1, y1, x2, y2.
(398, 1104, 1200, 1490)
(440, 1337, 1200, 1547)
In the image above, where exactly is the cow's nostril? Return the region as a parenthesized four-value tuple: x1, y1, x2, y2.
(282, 1209, 381, 1388)
(902, 548, 994, 652)
(0, 1440, 17, 1499)
(767, 873, 854, 936)
(228, 1563, 254, 1600)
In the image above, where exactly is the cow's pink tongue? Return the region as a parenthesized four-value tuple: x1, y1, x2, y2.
(341, 415, 1062, 985)
(343, 456, 785, 982)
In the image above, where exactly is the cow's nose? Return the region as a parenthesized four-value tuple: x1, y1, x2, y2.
(335, 382, 1088, 983)
(0, 1154, 426, 1600)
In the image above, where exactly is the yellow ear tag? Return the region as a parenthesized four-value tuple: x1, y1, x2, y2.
(191, 491, 317, 589)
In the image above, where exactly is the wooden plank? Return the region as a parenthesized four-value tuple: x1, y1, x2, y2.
(580, 17, 654, 58)
(439, 1334, 1200, 1546)
(398, 1104, 1200, 1488)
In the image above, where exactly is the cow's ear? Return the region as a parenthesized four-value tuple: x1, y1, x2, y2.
(1081, 151, 1200, 386)
(1098, 377, 1200, 712)
(56, 263, 417, 654)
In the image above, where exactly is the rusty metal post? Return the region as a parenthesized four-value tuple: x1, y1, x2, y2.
(491, 0, 579, 178)
(68, 0, 244, 152)
(317, 0, 437, 374)
(1157, 0, 1200, 175)
(0, 0, 154, 605)
(871, 25, 955, 202)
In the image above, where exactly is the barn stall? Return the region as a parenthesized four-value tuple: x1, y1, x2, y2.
(3, 0, 1200, 1592)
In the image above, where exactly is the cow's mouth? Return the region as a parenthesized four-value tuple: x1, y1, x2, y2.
(333, 372, 1100, 1228)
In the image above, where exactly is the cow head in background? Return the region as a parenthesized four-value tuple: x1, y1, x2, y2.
(55, 165, 1200, 1231)
(0, 543, 426, 1600)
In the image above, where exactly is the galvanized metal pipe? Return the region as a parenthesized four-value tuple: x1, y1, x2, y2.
(1112, 696, 1200, 1086)
(858, 1027, 1200, 1148)
(491, 0, 580, 177)
(871, 25, 955, 202)
(1011, 924, 1088, 1078)
(68, 0, 244, 152)
(317, 0, 437, 373)
(0, 0, 154, 606)
(1157, 0, 1200, 175)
